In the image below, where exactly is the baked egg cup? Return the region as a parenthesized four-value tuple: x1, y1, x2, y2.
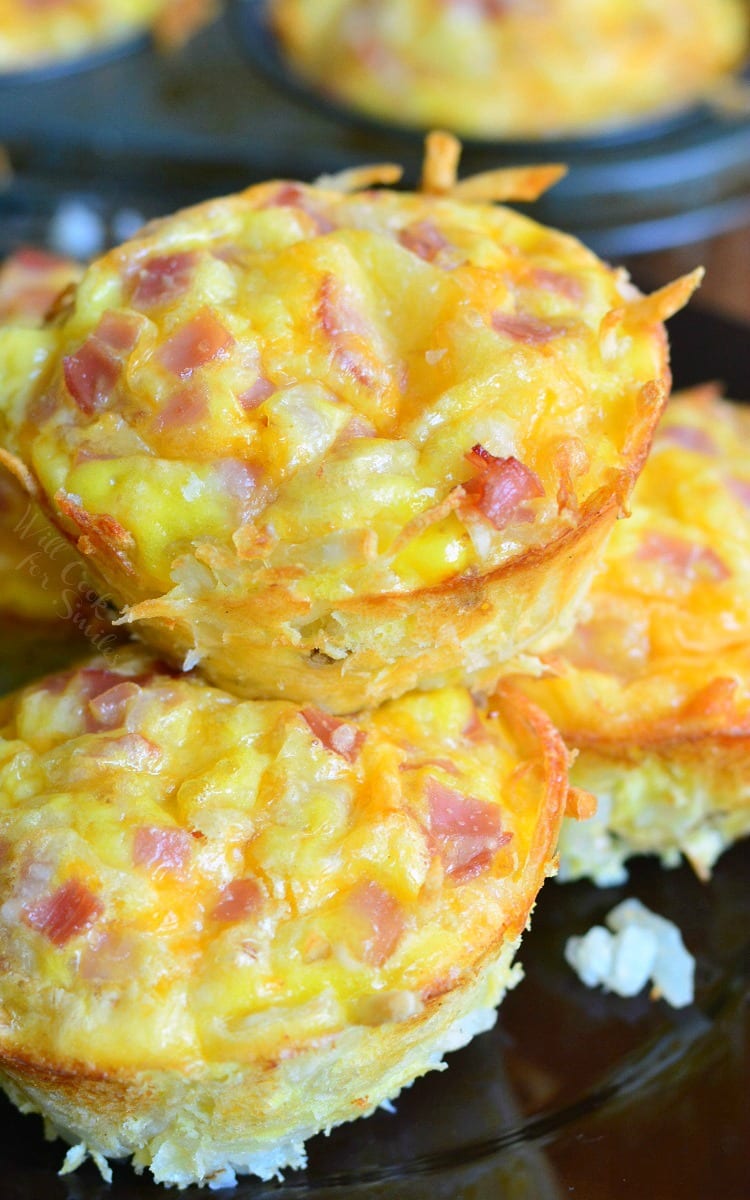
(0, 649, 572, 1187)
(0, 135, 700, 711)
(513, 387, 750, 884)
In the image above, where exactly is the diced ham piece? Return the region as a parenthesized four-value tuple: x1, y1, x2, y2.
(25, 879, 103, 946)
(302, 708, 366, 763)
(211, 878, 263, 923)
(78, 667, 125, 700)
(398, 220, 450, 263)
(159, 309, 234, 378)
(492, 311, 558, 344)
(427, 777, 511, 883)
(155, 382, 209, 432)
(316, 273, 380, 390)
(637, 532, 730, 583)
(346, 880, 404, 966)
(564, 615, 650, 678)
(0, 247, 79, 322)
(130, 251, 198, 309)
(64, 340, 121, 416)
(658, 425, 716, 455)
(238, 376, 275, 411)
(263, 184, 336, 234)
(133, 826, 192, 876)
(464, 443, 544, 531)
(11, 246, 67, 271)
(83, 734, 161, 774)
(63, 311, 141, 415)
(86, 681, 141, 732)
(96, 311, 142, 354)
(529, 267, 584, 302)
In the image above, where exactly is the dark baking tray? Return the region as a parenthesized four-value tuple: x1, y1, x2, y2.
(0, 4, 749, 256)
(0, 306, 747, 1199)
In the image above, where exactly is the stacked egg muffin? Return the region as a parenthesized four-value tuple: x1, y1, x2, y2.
(0, 135, 703, 1186)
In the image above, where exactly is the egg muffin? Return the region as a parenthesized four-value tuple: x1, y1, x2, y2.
(0, 648, 571, 1187)
(0, 0, 216, 72)
(514, 388, 750, 884)
(269, 0, 749, 140)
(0, 139, 698, 711)
(0, 250, 101, 623)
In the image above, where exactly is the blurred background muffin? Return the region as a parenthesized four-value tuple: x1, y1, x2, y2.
(269, 0, 749, 139)
(0, 0, 218, 74)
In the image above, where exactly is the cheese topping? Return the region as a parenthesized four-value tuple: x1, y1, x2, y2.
(0, 651, 567, 1070)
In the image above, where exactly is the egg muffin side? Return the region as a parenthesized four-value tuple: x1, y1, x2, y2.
(0, 250, 101, 622)
(0, 648, 571, 1187)
(0, 0, 216, 71)
(269, 0, 749, 139)
(514, 389, 750, 884)
(0, 145, 698, 711)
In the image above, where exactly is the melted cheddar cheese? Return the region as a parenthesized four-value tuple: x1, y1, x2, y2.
(270, 0, 748, 138)
(0, 650, 567, 1071)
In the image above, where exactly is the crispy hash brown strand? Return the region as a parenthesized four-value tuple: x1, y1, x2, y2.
(0, 0, 215, 71)
(0, 136, 700, 711)
(513, 389, 750, 883)
(0, 650, 572, 1187)
(270, 0, 749, 139)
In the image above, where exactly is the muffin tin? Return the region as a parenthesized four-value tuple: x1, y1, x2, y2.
(0, 4, 748, 255)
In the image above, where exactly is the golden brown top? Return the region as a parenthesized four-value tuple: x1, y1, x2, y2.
(0, 158, 695, 632)
(0, 650, 567, 1070)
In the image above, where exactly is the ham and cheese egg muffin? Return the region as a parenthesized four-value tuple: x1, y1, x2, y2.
(0, 0, 216, 72)
(270, 0, 749, 140)
(514, 388, 750, 885)
(0, 649, 570, 1187)
(0, 137, 699, 711)
(0, 250, 95, 622)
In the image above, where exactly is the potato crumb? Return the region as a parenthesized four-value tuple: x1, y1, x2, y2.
(565, 897, 695, 1008)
